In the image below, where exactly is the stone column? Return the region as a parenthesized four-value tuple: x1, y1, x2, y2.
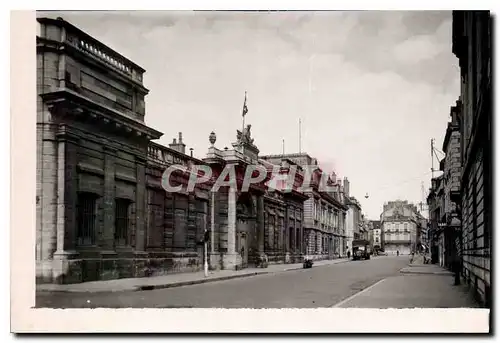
(54, 132, 78, 255)
(101, 146, 116, 254)
(53, 127, 79, 283)
(292, 218, 299, 255)
(222, 186, 238, 269)
(135, 161, 147, 253)
(257, 194, 265, 253)
(227, 187, 236, 254)
(284, 206, 290, 253)
(37, 124, 58, 282)
(210, 191, 216, 254)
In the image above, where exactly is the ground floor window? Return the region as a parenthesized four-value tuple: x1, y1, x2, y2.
(77, 192, 98, 246)
(115, 198, 132, 246)
(295, 228, 300, 253)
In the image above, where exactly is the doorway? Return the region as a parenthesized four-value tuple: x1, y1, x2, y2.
(237, 232, 248, 268)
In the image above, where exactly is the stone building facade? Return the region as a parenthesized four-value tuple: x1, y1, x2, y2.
(452, 10, 492, 307)
(428, 101, 463, 269)
(260, 154, 348, 260)
(427, 175, 445, 265)
(380, 200, 420, 255)
(370, 220, 382, 252)
(203, 132, 309, 269)
(36, 17, 309, 284)
(345, 194, 362, 254)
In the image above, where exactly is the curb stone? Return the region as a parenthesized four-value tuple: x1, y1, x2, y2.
(399, 267, 454, 276)
(284, 259, 350, 271)
(37, 259, 350, 294)
(136, 271, 269, 291)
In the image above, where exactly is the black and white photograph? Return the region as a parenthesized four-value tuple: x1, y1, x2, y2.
(8, 7, 492, 333)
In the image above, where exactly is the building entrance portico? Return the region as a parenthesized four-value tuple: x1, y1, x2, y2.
(204, 125, 270, 271)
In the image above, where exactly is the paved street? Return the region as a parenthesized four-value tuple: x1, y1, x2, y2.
(37, 256, 409, 308)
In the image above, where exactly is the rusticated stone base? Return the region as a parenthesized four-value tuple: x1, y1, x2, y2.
(209, 253, 223, 271)
(36, 260, 54, 284)
(37, 251, 203, 284)
(305, 254, 331, 261)
(222, 253, 241, 270)
(265, 252, 304, 265)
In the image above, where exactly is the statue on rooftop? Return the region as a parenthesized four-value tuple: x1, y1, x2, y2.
(237, 124, 254, 145)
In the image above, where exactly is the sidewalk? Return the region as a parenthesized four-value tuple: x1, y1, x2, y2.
(334, 259, 479, 308)
(37, 257, 350, 294)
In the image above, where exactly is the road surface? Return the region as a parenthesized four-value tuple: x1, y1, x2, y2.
(36, 256, 409, 308)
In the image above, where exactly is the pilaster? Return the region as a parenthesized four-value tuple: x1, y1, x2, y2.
(101, 145, 116, 253)
(54, 127, 79, 257)
(53, 126, 79, 283)
(257, 195, 265, 253)
(135, 159, 147, 253)
(210, 191, 216, 254)
(227, 186, 237, 254)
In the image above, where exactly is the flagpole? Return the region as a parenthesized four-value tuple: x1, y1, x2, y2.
(242, 91, 247, 140)
(299, 118, 302, 154)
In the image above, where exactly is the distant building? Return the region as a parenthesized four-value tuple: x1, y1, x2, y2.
(427, 175, 445, 265)
(370, 220, 382, 252)
(345, 195, 362, 254)
(427, 101, 463, 269)
(380, 200, 420, 255)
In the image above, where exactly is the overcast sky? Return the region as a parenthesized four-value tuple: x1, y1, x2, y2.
(38, 11, 459, 220)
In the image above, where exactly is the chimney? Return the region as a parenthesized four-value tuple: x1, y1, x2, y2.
(335, 178, 343, 197)
(343, 177, 350, 198)
(169, 132, 186, 154)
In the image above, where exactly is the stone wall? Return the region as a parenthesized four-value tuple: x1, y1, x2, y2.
(452, 11, 492, 307)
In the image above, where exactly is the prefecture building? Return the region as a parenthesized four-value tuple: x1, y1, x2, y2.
(36, 17, 350, 284)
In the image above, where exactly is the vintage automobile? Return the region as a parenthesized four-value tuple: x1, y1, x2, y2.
(352, 239, 371, 260)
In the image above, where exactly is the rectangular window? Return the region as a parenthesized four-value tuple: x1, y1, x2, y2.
(269, 215, 275, 251)
(77, 192, 98, 246)
(115, 198, 131, 246)
(296, 228, 300, 252)
(276, 217, 283, 251)
(472, 171, 478, 249)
